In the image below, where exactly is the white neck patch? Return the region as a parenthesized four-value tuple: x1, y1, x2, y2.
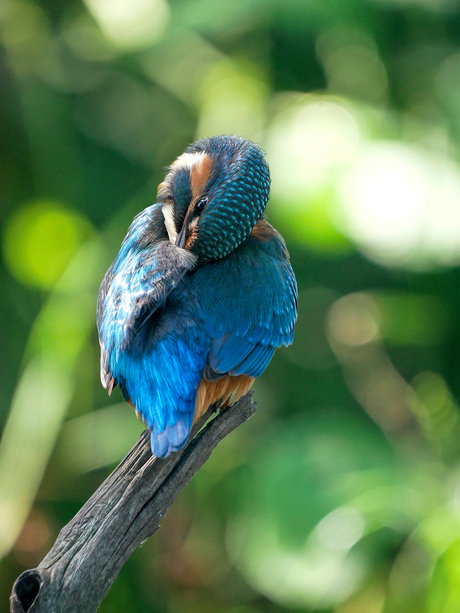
(162, 150, 208, 244)
(162, 203, 177, 243)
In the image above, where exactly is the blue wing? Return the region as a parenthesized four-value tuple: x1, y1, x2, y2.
(192, 221, 298, 380)
(97, 204, 209, 457)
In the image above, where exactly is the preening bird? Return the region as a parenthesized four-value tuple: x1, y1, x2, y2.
(97, 135, 297, 458)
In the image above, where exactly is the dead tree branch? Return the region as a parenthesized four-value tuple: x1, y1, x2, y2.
(10, 392, 257, 613)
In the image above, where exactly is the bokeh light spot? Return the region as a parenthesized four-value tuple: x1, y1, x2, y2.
(84, 0, 169, 49)
(0, 0, 50, 76)
(316, 25, 388, 104)
(316, 507, 365, 551)
(266, 94, 361, 253)
(267, 95, 361, 199)
(2, 200, 92, 290)
(14, 511, 51, 554)
(328, 293, 381, 347)
(338, 143, 460, 269)
(196, 58, 269, 140)
(268, 191, 352, 255)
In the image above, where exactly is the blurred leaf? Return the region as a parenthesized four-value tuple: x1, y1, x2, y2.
(269, 191, 352, 255)
(56, 403, 144, 473)
(2, 200, 93, 290)
(226, 411, 395, 609)
(429, 540, 460, 613)
(374, 293, 449, 347)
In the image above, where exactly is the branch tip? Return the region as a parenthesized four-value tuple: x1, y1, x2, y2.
(11, 570, 43, 613)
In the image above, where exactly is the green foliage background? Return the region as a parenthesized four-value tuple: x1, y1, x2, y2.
(2, 0, 460, 611)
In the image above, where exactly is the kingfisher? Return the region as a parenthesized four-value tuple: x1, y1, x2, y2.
(97, 135, 297, 458)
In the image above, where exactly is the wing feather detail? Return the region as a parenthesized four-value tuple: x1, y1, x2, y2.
(193, 223, 298, 381)
(96, 204, 207, 457)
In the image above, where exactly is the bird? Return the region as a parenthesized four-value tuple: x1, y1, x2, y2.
(97, 135, 298, 458)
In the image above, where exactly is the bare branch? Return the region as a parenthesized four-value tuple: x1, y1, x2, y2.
(10, 392, 257, 613)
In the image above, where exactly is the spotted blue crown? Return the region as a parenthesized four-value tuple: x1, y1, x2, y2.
(188, 136, 271, 262)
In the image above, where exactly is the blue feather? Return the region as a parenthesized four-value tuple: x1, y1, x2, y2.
(97, 204, 209, 457)
(97, 137, 298, 458)
(231, 344, 275, 378)
(194, 225, 297, 380)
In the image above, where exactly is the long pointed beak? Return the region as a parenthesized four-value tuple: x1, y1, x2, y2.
(175, 225, 188, 249)
(176, 207, 193, 249)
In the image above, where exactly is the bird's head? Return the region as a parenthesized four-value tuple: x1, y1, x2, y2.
(157, 135, 270, 263)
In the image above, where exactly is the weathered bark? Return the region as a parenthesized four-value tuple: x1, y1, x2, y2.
(10, 392, 257, 613)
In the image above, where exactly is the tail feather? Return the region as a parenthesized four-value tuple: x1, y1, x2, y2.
(143, 375, 255, 458)
(150, 414, 193, 458)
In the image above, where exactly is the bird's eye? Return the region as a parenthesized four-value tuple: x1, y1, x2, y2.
(195, 196, 207, 215)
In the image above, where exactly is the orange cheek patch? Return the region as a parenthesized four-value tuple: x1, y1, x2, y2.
(190, 154, 212, 200)
(185, 228, 198, 250)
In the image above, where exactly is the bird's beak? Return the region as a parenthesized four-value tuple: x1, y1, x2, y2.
(175, 225, 188, 249)
(176, 207, 193, 249)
